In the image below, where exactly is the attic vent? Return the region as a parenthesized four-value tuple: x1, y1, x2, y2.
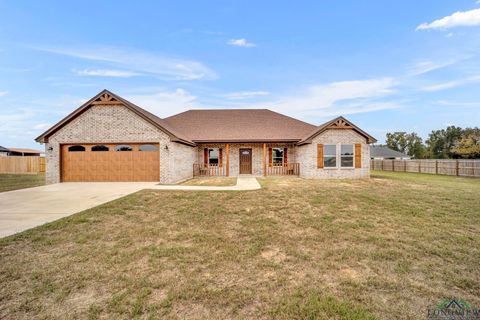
(91, 92, 121, 105)
(329, 118, 351, 129)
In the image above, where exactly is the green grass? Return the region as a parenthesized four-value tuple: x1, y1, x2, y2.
(0, 171, 479, 319)
(0, 173, 45, 193)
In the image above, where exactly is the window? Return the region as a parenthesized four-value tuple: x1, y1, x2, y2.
(323, 144, 336, 167)
(341, 144, 354, 167)
(208, 148, 219, 165)
(139, 144, 157, 151)
(91, 145, 109, 152)
(68, 145, 85, 152)
(115, 145, 133, 151)
(272, 148, 284, 165)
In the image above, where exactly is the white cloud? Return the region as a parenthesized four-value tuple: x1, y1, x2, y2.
(33, 123, 51, 130)
(0, 91, 8, 97)
(73, 68, 140, 77)
(269, 78, 399, 118)
(224, 91, 270, 99)
(228, 38, 256, 47)
(122, 79, 398, 121)
(436, 100, 480, 107)
(416, 8, 480, 30)
(420, 75, 480, 91)
(34, 45, 217, 80)
(408, 59, 457, 76)
(125, 88, 198, 117)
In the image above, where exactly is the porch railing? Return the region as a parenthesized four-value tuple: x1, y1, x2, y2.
(267, 163, 300, 176)
(193, 164, 226, 177)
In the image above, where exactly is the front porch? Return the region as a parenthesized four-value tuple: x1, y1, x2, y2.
(193, 143, 300, 177)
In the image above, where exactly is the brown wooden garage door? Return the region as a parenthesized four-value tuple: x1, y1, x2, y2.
(61, 143, 159, 182)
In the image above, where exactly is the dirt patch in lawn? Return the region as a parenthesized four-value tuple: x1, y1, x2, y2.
(179, 177, 237, 187)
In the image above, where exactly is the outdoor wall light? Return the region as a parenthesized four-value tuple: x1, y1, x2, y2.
(48, 147, 53, 151)
(164, 145, 169, 150)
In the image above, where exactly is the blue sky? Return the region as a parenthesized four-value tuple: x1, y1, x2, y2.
(1, 1, 480, 149)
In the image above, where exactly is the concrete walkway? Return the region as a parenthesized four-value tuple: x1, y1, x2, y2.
(0, 177, 260, 238)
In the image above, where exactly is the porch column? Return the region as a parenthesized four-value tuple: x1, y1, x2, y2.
(263, 143, 267, 176)
(226, 144, 230, 176)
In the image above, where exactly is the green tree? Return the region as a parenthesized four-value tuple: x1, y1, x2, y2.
(452, 127, 480, 159)
(425, 126, 463, 159)
(385, 132, 426, 158)
(386, 132, 407, 153)
(406, 133, 427, 159)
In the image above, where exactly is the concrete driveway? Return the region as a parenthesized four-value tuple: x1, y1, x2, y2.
(0, 182, 157, 238)
(0, 177, 261, 238)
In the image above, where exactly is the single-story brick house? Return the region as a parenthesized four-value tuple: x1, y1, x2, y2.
(36, 90, 377, 184)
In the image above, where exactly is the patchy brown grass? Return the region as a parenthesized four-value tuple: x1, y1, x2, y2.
(0, 173, 45, 193)
(0, 171, 479, 319)
(179, 177, 237, 186)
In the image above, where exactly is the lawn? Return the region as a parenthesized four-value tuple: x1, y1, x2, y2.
(0, 173, 45, 193)
(0, 171, 479, 319)
(179, 177, 237, 186)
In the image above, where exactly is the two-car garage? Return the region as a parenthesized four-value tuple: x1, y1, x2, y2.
(61, 143, 159, 182)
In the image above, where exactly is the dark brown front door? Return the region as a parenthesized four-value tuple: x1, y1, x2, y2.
(239, 148, 252, 174)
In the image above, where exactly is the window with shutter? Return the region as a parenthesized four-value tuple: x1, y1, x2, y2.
(323, 144, 337, 168)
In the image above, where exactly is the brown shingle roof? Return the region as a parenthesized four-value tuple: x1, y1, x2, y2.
(164, 109, 317, 142)
(36, 90, 376, 146)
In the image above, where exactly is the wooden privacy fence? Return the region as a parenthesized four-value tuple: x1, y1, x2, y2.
(0, 156, 45, 174)
(371, 159, 480, 178)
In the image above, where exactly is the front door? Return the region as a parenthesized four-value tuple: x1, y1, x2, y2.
(239, 148, 252, 174)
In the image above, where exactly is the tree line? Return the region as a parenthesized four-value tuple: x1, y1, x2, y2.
(384, 126, 480, 159)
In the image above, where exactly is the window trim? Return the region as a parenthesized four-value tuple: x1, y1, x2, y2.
(91, 145, 109, 152)
(68, 145, 85, 152)
(208, 148, 219, 165)
(114, 144, 133, 152)
(138, 144, 158, 152)
(323, 144, 337, 168)
(340, 144, 355, 168)
(272, 147, 284, 166)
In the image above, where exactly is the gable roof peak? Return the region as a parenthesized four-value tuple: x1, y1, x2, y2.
(35, 89, 194, 146)
(298, 116, 377, 144)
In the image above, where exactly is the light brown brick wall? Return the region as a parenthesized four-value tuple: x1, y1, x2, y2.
(44, 104, 195, 184)
(297, 129, 371, 179)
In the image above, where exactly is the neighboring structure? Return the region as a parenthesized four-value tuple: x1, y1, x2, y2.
(0, 146, 43, 157)
(7, 148, 43, 156)
(0, 146, 9, 157)
(370, 145, 411, 160)
(36, 90, 377, 184)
